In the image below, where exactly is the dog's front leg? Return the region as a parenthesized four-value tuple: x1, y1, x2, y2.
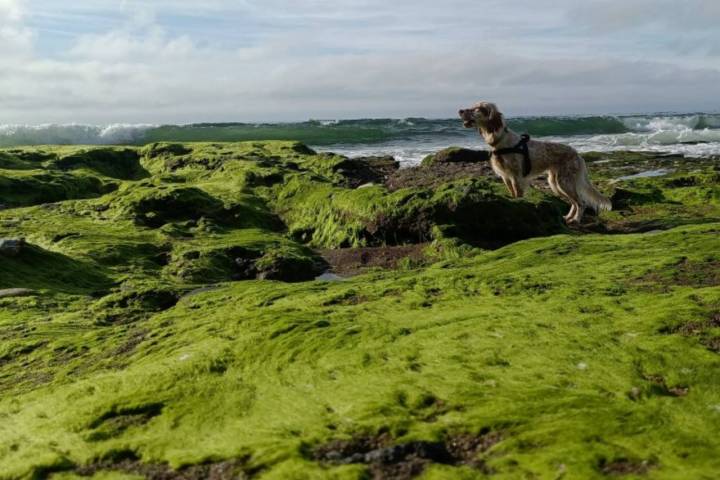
(501, 177, 514, 197)
(509, 178, 524, 198)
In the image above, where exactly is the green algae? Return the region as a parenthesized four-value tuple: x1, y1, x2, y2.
(0, 143, 718, 479)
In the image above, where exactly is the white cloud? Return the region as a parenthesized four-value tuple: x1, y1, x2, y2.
(0, 0, 23, 21)
(0, 0, 718, 123)
(0, 0, 32, 55)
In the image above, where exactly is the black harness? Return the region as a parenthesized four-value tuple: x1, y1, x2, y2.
(491, 130, 532, 177)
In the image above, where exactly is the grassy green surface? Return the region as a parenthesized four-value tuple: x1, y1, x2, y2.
(0, 143, 718, 479)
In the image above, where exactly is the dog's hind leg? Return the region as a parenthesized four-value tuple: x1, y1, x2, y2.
(548, 171, 575, 221)
(563, 203, 577, 222)
(556, 173, 584, 223)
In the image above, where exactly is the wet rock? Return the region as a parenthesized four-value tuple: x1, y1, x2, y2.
(314, 430, 502, 479)
(255, 254, 327, 283)
(289, 142, 317, 155)
(0, 288, 36, 299)
(0, 238, 25, 257)
(599, 458, 654, 476)
(386, 159, 494, 191)
(334, 156, 399, 189)
(319, 244, 428, 277)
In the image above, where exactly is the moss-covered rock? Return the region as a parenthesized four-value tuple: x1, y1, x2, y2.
(421, 146, 490, 167)
(0, 242, 112, 294)
(269, 174, 565, 248)
(49, 148, 149, 180)
(0, 143, 719, 479)
(0, 170, 116, 207)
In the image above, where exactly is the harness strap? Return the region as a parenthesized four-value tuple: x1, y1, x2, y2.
(493, 133, 532, 177)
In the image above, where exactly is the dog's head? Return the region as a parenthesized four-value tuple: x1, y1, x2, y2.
(458, 102, 504, 132)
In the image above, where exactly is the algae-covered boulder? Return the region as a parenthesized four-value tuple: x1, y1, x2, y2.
(0, 170, 116, 207)
(0, 148, 155, 206)
(166, 242, 324, 283)
(421, 147, 490, 167)
(115, 185, 229, 228)
(91, 284, 181, 324)
(0, 152, 37, 170)
(49, 148, 149, 180)
(110, 184, 281, 231)
(0, 242, 112, 294)
(270, 175, 565, 248)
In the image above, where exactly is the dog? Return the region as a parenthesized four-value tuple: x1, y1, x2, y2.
(459, 101, 611, 223)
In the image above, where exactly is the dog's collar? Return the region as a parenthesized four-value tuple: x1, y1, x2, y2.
(488, 127, 509, 148)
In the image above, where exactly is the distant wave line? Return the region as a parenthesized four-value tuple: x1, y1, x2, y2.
(0, 114, 719, 147)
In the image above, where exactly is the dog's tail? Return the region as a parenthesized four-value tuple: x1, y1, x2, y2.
(577, 156, 612, 213)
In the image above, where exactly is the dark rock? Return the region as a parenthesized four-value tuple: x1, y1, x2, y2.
(256, 255, 327, 283)
(232, 255, 259, 280)
(421, 147, 490, 167)
(386, 160, 494, 191)
(0, 238, 25, 257)
(334, 156, 399, 189)
(313, 431, 502, 478)
(289, 142, 316, 155)
(610, 186, 664, 209)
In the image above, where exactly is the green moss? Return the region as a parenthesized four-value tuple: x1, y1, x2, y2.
(602, 168, 720, 232)
(0, 143, 719, 479)
(49, 148, 150, 181)
(267, 175, 565, 248)
(1, 223, 719, 479)
(0, 170, 116, 207)
(0, 242, 112, 294)
(0, 152, 38, 170)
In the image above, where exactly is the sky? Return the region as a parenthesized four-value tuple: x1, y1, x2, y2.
(1, 0, 719, 123)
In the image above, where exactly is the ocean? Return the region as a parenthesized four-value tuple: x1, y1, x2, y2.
(1, 113, 719, 166)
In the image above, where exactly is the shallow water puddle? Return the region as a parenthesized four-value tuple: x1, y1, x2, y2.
(617, 169, 671, 181)
(315, 271, 347, 282)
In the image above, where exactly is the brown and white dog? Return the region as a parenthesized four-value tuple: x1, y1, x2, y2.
(459, 101, 611, 223)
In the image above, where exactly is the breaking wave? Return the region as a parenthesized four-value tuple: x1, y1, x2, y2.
(0, 114, 719, 163)
(0, 124, 155, 147)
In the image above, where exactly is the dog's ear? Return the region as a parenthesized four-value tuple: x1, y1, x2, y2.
(485, 104, 504, 133)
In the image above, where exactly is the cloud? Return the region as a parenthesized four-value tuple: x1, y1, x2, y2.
(566, 0, 720, 32)
(0, 0, 32, 54)
(0, 0, 718, 123)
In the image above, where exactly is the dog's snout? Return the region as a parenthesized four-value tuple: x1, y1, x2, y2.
(458, 109, 465, 116)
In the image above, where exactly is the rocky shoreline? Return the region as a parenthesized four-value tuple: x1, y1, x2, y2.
(0, 142, 718, 479)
